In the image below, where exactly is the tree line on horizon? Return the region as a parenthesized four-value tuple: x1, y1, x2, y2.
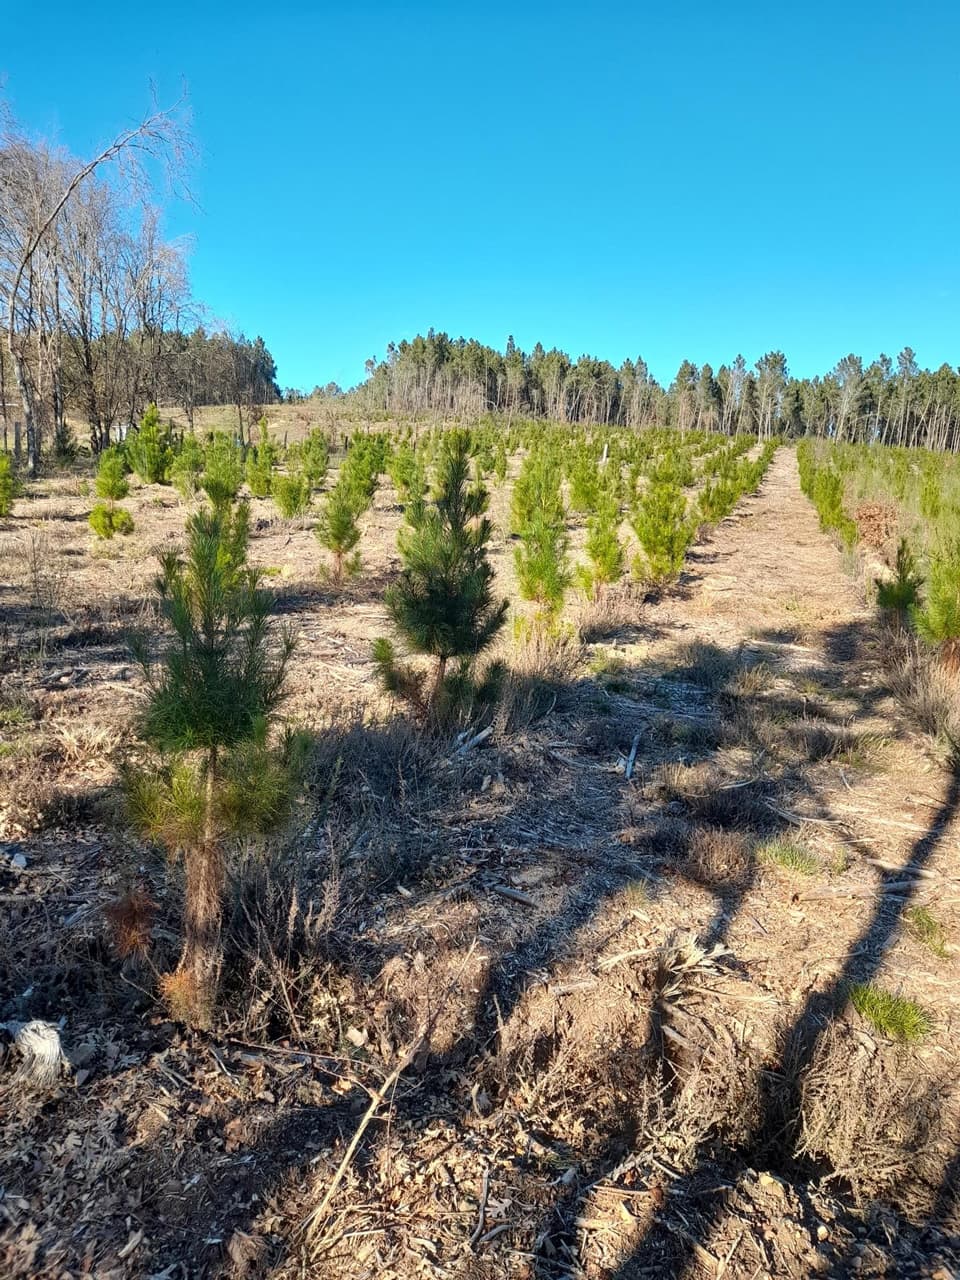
(355, 332, 960, 453)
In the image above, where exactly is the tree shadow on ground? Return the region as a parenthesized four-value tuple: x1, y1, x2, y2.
(6, 609, 958, 1278)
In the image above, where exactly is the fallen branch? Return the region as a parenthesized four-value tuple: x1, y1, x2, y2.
(469, 1167, 491, 1248)
(624, 733, 641, 781)
(456, 725, 493, 756)
(490, 884, 537, 908)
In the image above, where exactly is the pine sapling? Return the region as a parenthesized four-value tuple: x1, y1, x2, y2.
(577, 488, 625, 599)
(245, 418, 276, 497)
(0, 454, 17, 517)
(631, 480, 692, 586)
(876, 537, 923, 632)
(126, 403, 173, 485)
(126, 500, 295, 1027)
(201, 433, 245, 510)
(272, 470, 312, 518)
(375, 428, 508, 721)
(316, 481, 362, 580)
(95, 446, 129, 501)
(90, 445, 134, 537)
(913, 539, 960, 666)
(297, 428, 330, 490)
(171, 435, 205, 502)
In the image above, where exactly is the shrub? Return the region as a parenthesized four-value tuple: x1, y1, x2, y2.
(126, 501, 296, 1027)
(95, 446, 129, 501)
(272, 471, 311, 518)
(89, 503, 135, 538)
(374, 428, 508, 720)
(125, 403, 173, 485)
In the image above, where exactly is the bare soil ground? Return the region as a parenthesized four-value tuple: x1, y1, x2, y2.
(1, 448, 958, 1279)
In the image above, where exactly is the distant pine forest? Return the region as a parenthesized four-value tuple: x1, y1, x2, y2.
(353, 333, 960, 453)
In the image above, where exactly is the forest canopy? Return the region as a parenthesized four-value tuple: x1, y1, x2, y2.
(356, 333, 960, 453)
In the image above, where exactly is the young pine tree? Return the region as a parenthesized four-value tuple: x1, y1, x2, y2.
(374, 429, 508, 717)
(387, 441, 427, 508)
(170, 434, 205, 502)
(876, 537, 923, 633)
(272, 470, 311, 518)
(513, 448, 571, 624)
(95, 445, 129, 501)
(315, 480, 362, 580)
(126, 502, 295, 1026)
(914, 540, 960, 665)
(90, 445, 134, 538)
(577, 487, 625, 600)
(297, 428, 330, 490)
(515, 509, 571, 622)
(126, 403, 173, 485)
(631, 480, 693, 586)
(245, 418, 276, 498)
(201, 433, 245, 510)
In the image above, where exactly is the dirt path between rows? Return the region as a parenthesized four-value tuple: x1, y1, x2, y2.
(1, 448, 958, 1280)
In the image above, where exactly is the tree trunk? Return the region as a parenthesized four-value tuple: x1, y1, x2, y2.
(176, 749, 224, 1027)
(429, 654, 448, 711)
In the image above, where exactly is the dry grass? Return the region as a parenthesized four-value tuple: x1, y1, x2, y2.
(492, 626, 583, 733)
(884, 632, 960, 752)
(682, 826, 752, 887)
(576, 583, 645, 642)
(672, 639, 741, 691)
(792, 1021, 949, 1211)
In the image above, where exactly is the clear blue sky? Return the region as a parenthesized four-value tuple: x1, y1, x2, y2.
(3, 1, 959, 392)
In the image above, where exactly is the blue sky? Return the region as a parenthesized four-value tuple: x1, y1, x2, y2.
(3, 1, 959, 392)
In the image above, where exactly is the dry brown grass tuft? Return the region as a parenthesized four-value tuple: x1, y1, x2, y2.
(577, 584, 645, 642)
(885, 633, 960, 748)
(673, 639, 741, 692)
(788, 1021, 954, 1214)
(159, 969, 211, 1027)
(104, 888, 158, 958)
(53, 722, 124, 766)
(493, 627, 583, 733)
(682, 826, 752, 887)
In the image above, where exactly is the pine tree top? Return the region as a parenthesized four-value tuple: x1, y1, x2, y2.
(134, 503, 293, 754)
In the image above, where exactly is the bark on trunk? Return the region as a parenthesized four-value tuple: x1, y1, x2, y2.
(176, 750, 224, 1028)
